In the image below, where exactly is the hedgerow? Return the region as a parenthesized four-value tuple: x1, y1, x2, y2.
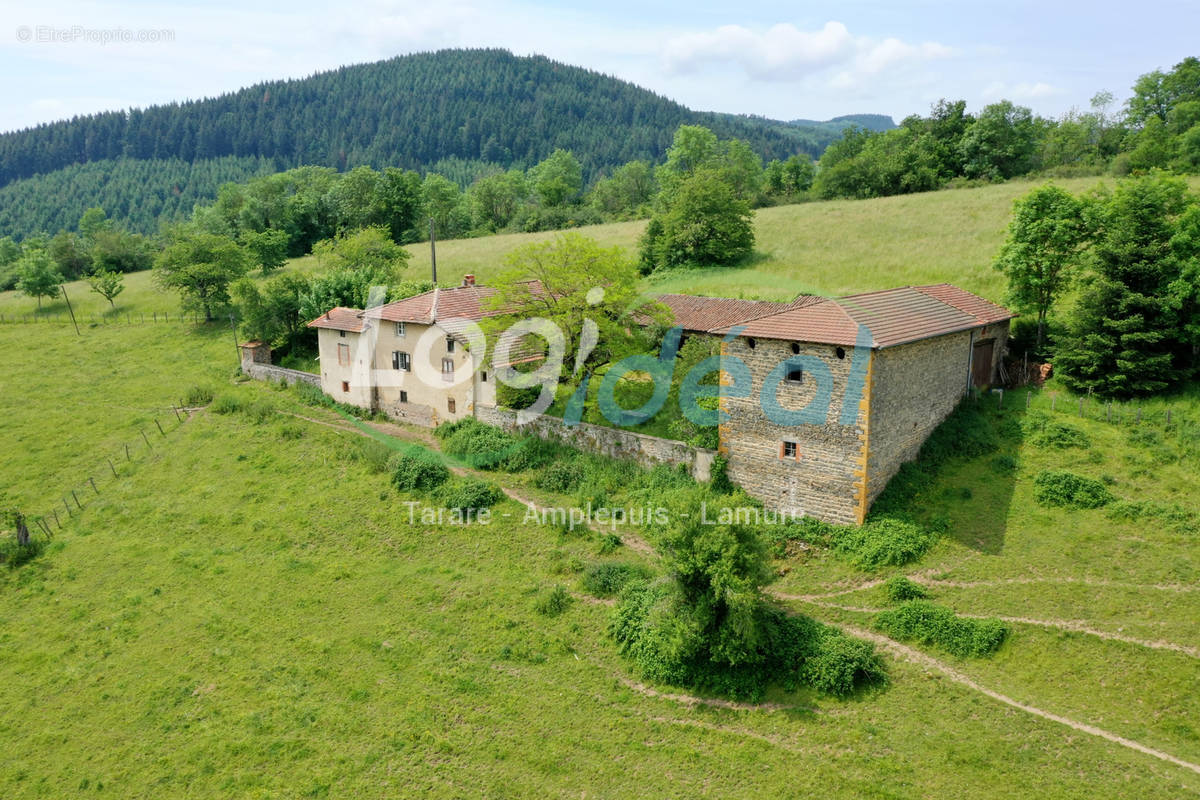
(874, 600, 1008, 657)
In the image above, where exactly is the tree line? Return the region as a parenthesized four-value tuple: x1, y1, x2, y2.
(813, 57, 1200, 201)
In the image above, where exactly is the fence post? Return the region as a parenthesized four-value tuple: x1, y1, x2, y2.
(997, 389, 1004, 410)
(125, 443, 132, 461)
(70, 490, 82, 510)
(1137, 405, 1143, 424)
(1051, 392, 1057, 412)
(108, 457, 118, 477)
(1078, 397, 1084, 417)
(1106, 401, 1111, 422)
(141, 430, 152, 449)
(172, 406, 181, 422)
(89, 477, 99, 494)
(52, 509, 60, 528)
(155, 419, 166, 436)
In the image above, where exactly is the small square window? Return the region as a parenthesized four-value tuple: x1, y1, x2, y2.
(446, 337, 456, 353)
(339, 330, 346, 338)
(480, 371, 488, 383)
(399, 390, 408, 403)
(395, 321, 406, 337)
(781, 441, 798, 460)
(341, 380, 350, 393)
(786, 368, 804, 384)
(441, 358, 455, 381)
(392, 351, 410, 371)
(447, 398, 456, 413)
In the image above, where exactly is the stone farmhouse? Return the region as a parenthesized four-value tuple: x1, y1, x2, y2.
(303, 277, 1013, 524)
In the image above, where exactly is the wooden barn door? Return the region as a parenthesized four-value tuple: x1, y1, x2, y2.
(972, 339, 995, 388)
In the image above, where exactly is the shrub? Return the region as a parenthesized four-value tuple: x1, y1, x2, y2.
(210, 394, 245, 415)
(185, 385, 214, 406)
(597, 533, 622, 555)
(832, 518, 936, 569)
(991, 454, 1018, 473)
(389, 451, 450, 492)
(534, 460, 584, 493)
(503, 435, 559, 472)
(709, 455, 733, 494)
(875, 601, 1008, 657)
(437, 478, 504, 512)
(1106, 500, 1197, 533)
(534, 584, 573, 617)
(0, 536, 45, 569)
(1032, 470, 1113, 509)
(1032, 421, 1091, 449)
(800, 628, 887, 697)
(438, 418, 519, 470)
(884, 576, 929, 602)
(581, 562, 647, 596)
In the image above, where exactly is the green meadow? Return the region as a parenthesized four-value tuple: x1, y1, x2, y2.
(2, 181, 1199, 796)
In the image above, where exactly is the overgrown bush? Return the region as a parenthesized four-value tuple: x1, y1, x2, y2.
(612, 580, 885, 700)
(874, 600, 1008, 657)
(581, 562, 647, 597)
(597, 533, 622, 555)
(0, 536, 45, 569)
(709, 455, 733, 494)
(437, 418, 520, 469)
(534, 460, 584, 493)
(389, 451, 450, 492)
(1033, 470, 1113, 509)
(437, 478, 504, 512)
(884, 576, 929, 602)
(832, 518, 936, 569)
(534, 584, 573, 617)
(1031, 421, 1091, 449)
(210, 394, 245, 415)
(185, 385, 214, 406)
(1106, 500, 1197, 533)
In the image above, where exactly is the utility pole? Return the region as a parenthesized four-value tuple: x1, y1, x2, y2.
(60, 285, 80, 336)
(228, 312, 241, 367)
(429, 217, 437, 285)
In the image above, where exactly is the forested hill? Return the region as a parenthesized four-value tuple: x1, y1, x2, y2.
(0, 48, 850, 189)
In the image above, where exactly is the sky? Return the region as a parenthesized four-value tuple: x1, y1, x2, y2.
(0, 0, 1197, 133)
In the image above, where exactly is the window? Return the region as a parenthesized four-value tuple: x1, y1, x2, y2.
(395, 321, 406, 337)
(392, 351, 410, 371)
(447, 398, 456, 413)
(441, 358, 455, 382)
(836, 347, 846, 360)
(339, 330, 346, 338)
(480, 371, 488, 383)
(399, 390, 408, 403)
(790, 342, 800, 354)
(747, 338, 756, 350)
(780, 441, 799, 460)
(786, 368, 804, 384)
(341, 380, 350, 393)
(446, 337, 456, 353)
(337, 342, 350, 366)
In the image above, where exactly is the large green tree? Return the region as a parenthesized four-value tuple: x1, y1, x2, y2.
(154, 228, 252, 321)
(1056, 174, 1198, 396)
(958, 100, 1038, 180)
(994, 184, 1087, 353)
(640, 168, 754, 270)
(15, 250, 63, 309)
(529, 149, 583, 207)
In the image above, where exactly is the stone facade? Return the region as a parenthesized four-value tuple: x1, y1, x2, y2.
(239, 343, 320, 387)
(477, 405, 717, 482)
(718, 336, 869, 525)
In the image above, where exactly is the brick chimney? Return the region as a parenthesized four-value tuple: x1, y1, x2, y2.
(462, 274, 475, 287)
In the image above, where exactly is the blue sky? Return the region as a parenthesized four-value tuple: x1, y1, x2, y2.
(1, 0, 1196, 133)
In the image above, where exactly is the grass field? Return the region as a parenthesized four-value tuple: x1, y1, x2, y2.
(2, 180, 1200, 796)
(11, 174, 1199, 326)
(1, 319, 1199, 796)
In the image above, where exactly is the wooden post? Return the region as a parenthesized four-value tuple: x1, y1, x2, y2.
(61, 285, 80, 336)
(429, 216, 438, 284)
(52, 509, 60, 528)
(71, 490, 82, 510)
(37, 518, 52, 537)
(1078, 397, 1084, 417)
(108, 458, 118, 477)
(141, 430, 152, 449)
(155, 418, 166, 436)
(1051, 392, 1057, 412)
(1025, 390, 1031, 408)
(153, 312, 157, 322)
(1106, 401, 1111, 422)
(1137, 406, 1143, 423)
(997, 389, 1004, 410)
(125, 443, 132, 461)
(172, 405, 181, 422)
(1166, 409, 1172, 425)
(89, 477, 99, 494)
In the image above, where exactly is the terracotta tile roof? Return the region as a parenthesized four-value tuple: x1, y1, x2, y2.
(716, 285, 1014, 349)
(912, 283, 1014, 325)
(655, 293, 824, 332)
(362, 281, 548, 330)
(306, 306, 365, 332)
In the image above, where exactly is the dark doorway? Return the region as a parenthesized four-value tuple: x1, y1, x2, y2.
(972, 339, 995, 387)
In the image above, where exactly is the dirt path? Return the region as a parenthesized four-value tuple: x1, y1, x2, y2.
(916, 575, 1200, 594)
(835, 621, 1200, 777)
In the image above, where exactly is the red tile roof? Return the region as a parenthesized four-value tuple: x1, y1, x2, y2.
(306, 306, 365, 332)
(716, 285, 1014, 349)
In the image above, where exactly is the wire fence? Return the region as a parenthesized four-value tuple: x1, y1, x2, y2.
(0, 311, 211, 326)
(978, 384, 1199, 433)
(3, 401, 195, 549)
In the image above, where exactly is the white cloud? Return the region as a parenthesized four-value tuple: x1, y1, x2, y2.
(982, 80, 1062, 101)
(660, 21, 954, 84)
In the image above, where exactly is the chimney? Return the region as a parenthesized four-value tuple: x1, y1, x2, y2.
(462, 274, 476, 287)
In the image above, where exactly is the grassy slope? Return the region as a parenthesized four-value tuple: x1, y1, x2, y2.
(0, 323, 1197, 796)
(0, 175, 1159, 323)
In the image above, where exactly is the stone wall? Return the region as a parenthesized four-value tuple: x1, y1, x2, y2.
(242, 362, 321, 387)
(865, 331, 972, 505)
(476, 406, 716, 482)
(719, 336, 868, 525)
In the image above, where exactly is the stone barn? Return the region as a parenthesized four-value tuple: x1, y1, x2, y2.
(707, 284, 1013, 524)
